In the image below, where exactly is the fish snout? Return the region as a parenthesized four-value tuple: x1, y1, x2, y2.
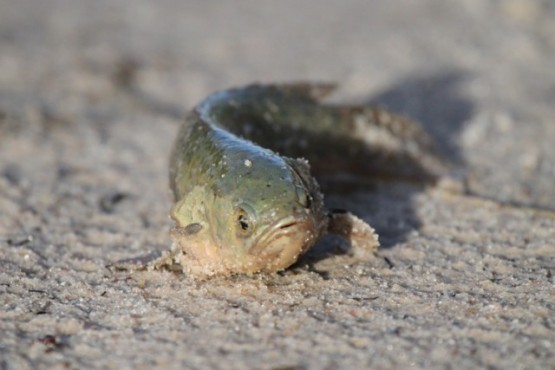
(249, 215, 319, 272)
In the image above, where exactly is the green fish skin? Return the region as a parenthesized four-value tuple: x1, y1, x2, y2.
(163, 83, 442, 277)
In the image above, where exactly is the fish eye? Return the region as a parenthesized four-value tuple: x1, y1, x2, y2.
(235, 204, 256, 236)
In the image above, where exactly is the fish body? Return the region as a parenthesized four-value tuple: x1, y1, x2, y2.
(162, 83, 441, 277)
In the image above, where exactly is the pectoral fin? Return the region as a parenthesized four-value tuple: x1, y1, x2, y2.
(327, 210, 379, 258)
(107, 248, 181, 272)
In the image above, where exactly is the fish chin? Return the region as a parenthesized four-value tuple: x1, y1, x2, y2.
(249, 217, 318, 272)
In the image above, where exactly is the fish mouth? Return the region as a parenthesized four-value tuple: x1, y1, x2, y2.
(248, 213, 319, 271)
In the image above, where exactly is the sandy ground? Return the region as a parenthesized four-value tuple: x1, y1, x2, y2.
(1, 1, 554, 369)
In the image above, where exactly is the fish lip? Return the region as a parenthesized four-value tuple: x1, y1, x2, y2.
(248, 213, 316, 258)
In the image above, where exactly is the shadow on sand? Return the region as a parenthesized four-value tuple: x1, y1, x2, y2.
(302, 70, 474, 266)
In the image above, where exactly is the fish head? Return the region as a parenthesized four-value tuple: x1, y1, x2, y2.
(210, 153, 327, 273)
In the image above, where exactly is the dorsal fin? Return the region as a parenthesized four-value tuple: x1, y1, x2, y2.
(245, 82, 337, 102)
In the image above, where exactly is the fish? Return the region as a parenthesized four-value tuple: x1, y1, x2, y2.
(113, 83, 443, 277)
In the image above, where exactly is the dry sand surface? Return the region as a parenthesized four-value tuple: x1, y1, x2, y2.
(1, 1, 554, 369)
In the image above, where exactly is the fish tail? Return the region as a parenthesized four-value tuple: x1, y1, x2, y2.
(318, 105, 450, 182)
(342, 106, 437, 155)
